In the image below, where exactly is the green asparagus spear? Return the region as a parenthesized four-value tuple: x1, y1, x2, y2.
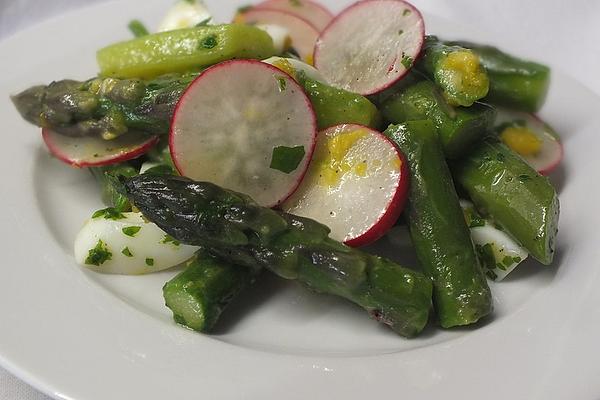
(447, 41, 551, 112)
(163, 254, 259, 332)
(452, 139, 559, 264)
(11, 72, 197, 138)
(98, 24, 276, 79)
(382, 80, 496, 159)
(417, 36, 490, 107)
(90, 163, 139, 211)
(298, 74, 381, 130)
(384, 121, 492, 328)
(122, 175, 433, 337)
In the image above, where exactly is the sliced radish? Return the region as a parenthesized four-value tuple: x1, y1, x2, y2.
(238, 9, 320, 62)
(282, 124, 409, 247)
(170, 59, 317, 207)
(496, 110, 564, 175)
(42, 128, 158, 168)
(314, 0, 425, 95)
(262, 56, 325, 83)
(255, 0, 334, 31)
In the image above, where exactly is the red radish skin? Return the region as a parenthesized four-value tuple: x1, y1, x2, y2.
(169, 59, 317, 208)
(530, 113, 564, 176)
(314, 0, 425, 95)
(239, 9, 320, 62)
(254, 0, 334, 31)
(42, 128, 158, 168)
(282, 124, 409, 247)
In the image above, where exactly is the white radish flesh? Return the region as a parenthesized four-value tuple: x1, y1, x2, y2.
(240, 9, 320, 62)
(170, 59, 317, 207)
(158, 0, 212, 32)
(42, 128, 158, 168)
(282, 124, 409, 247)
(314, 0, 425, 95)
(255, 0, 334, 31)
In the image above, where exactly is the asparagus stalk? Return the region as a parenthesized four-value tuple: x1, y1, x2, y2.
(164, 254, 259, 332)
(122, 175, 433, 337)
(11, 73, 197, 139)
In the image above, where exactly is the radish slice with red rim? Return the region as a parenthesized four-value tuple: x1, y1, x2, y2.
(255, 0, 334, 31)
(239, 9, 320, 63)
(42, 128, 158, 168)
(170, 59, 317, 208)
(496, 110, 564, 175)
(314, 0, 425, 95)
(282, 124, 409, 247)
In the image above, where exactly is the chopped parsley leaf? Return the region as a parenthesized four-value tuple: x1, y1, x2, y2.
(200, 35, 218, 49)
(401, 55, 414, 69)
(122, 247, 133, 257)
(85, 240, 112, 266)
(122, 226, 142, 237)
(145, 258, 155, 267)
(277, 76, 287, 92)
(403, 9, 411, 16)
(195, 17, 212, 27)
(270, 145, 306, 174)
(92, 207, 126, 221)
(161, 235, 181, 247)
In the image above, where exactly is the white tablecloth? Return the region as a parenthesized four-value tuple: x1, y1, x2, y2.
(1, 1, 598, 399)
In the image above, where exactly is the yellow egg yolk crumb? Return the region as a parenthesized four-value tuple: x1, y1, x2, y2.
(501, 126, 543, 156)
(439, 50, 488, 102)
(313, 130, 369, 187)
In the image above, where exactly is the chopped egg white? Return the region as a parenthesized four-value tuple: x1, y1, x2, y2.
(158, 0, 212, 32)
(74, 212, 199, 275)
(460, 200, 529, 281)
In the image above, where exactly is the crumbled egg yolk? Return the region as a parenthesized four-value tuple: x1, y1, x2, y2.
(304, 54, 314, 66)
(313, 130, 369, 187)
(501, 126, 543, 156)
(272, 59, 296, 78)
(440, 51, 487, 96)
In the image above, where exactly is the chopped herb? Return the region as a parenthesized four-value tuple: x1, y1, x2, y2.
(518, 174, 532, 182)
(403, 9, 411, 16)
(121, 247, 134, 257)
(469, 217, 486, 228)
(92, 207, 126, 221)
(122, 226, 142, 237)
(401, 55, 414, 69)
(161, 234, 181, 246)
(289, 0, 302, 6)
(398, 29, 404, 35)
(486, 270, 498, 280)
(276, 76, 287, 92)
(146, 258, 155, 266)
(270, 145, 306, 174)
(496, 262, 507, 271)
(513, 256, 522, 263)
(183, 0, 196, 4)
(237, 5, 253, 13)
(85, 240, 112, 266)
(128, 19, 149, 38)
(502, 255, 515, 268)
(195, 17, 212, 27)
(476, 243, 496, 270)
(200, 35, 218, 49)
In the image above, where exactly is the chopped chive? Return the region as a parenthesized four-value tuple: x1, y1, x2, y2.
(145, 258, 155, 266)
(122, 226, 142, 237)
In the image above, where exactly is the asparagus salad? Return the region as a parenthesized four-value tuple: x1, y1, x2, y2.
(11, 0, 562, 337)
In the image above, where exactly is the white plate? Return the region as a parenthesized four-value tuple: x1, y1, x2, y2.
(1, 1, 599, 399)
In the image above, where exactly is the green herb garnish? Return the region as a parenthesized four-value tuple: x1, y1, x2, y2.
(270, 145, 306, 174)
(200, 35, 218, 49)
(289, 0, 302, 6)
(122, 226, 142, 237)
(146, 258, 155, 266)
(195, 17, 212, 27)
(161, 235, 181, 247)
(277, 76, 287, 92)
(128, 19, 149, 38)
(122, 247, 133, 257)
(85, 240, 112, 266)
(92, 208, 126, 221)
(403, 9, 411, 16)
(401, 55, 414, 69)
(476, 243, 496, 270)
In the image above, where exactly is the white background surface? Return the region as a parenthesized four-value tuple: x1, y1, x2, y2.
(0, 0, 598, 399)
